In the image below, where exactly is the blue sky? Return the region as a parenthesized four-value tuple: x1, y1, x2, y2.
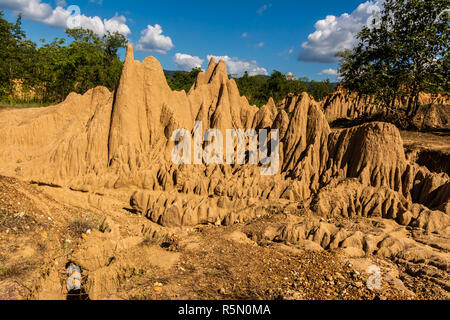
(0, 0, 384, 80)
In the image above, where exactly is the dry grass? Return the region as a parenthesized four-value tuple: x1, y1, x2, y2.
(68, 214, 104, 238)
(0, 262, 31, 280)
(140, 232, 179, 251)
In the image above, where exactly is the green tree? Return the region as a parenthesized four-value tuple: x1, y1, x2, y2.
(33, 27, 128, 102)
(309, 79, 335, 101)
(166, 68, 202, 92)
(338, 0, 449, 116)
(234, 70, 333, 107)
(0, 12, 128, 104)
(0, 12, 36, 101)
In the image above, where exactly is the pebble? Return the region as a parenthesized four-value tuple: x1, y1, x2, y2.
(154, 286, 162, 293)
(335, 272, 345, 280)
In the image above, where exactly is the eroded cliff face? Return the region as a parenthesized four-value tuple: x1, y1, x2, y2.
(1, 44, 449, 300)
(0, 44, 448, 230)
(316, 88, 450, 130)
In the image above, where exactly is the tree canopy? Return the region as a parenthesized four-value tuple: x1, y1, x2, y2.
(166, 69, 335, 107)
(1, 11, 335, 108)
(337, 0, 449, 116)
(0, 11, 127, 104)
(166, 68, 202, 93)
(234, 71, 335, 106)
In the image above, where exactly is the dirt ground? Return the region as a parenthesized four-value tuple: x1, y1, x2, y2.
(0, 175, 447, 300)
(399, 131, 450, 175)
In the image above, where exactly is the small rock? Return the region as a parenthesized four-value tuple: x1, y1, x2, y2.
(218, 288, 226, 295)
(335, 272, 345, 280)
(154, 286, 162, 293)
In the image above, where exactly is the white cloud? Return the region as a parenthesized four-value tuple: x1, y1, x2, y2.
(241, 32, 248, 38)
(55, 0, 66, 7)
(298, 0, 383, 63)
(207, 55, 268, 77)
(257, 3, 272, 16)
(0, 0, 131, 36)
(173, 53, 204, 71)
(257, 42, 264, 48)
(286, 72, 297, 80)
(136, 24, 174, 54)
(104, 14, 131, 35)
(318, 68, 338, 76)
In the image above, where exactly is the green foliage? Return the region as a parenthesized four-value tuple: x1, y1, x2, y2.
(0, 12, 128, 104)
(166, 68, 202, 92)
(165, 69, 334, 107)
(0, 12, 36, 99)
(234, 72, 269, 107)
(337, 0, 449, 116)
(2, 11, 335, 108)
(235, 71, 334, 106)
(309, 79, 335, 102)
(166, 68, 334, 108)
